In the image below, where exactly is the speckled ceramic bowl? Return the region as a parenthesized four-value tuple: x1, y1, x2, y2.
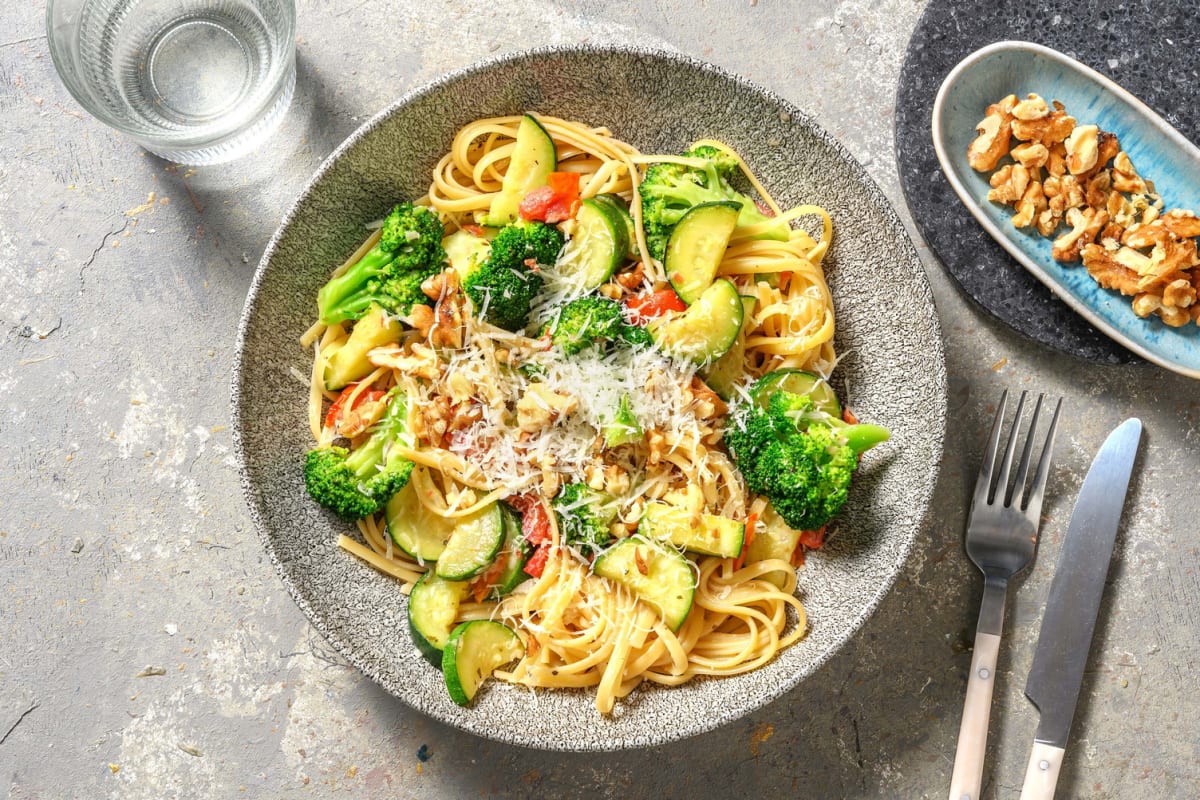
(233, 45, 946, 751)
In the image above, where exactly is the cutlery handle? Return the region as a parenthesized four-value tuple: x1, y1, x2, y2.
(947, 630, 1001, 800)
(1019, 742, 1065, 799)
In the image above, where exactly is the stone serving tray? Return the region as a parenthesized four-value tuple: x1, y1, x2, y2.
(933, 40, 1200, 380)
(232, 45, 946, 750)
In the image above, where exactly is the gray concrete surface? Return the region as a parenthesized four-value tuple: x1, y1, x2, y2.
(1, 1, 1197, 797)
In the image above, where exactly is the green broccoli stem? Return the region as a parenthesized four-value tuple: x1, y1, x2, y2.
(317, 246, 396, 324)
(832, 422, 891, 455)
(343, 391, 409, 477)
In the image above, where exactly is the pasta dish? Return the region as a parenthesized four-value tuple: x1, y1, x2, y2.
(298, 114, 889, 712)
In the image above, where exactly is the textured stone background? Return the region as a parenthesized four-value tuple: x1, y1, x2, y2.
(1, 1, 1197, 798)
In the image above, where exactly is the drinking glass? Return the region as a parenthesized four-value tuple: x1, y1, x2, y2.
(47, 0, 296, 165)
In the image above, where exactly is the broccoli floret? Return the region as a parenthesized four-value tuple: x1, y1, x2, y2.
(541, 296, 623, 355)
(317, 203, 446, 324)
(554, 483, 618, 556)
(462, 221, 565, 331)
(724, 389, 889, 530)
(617, 323, 654, 349)
(304, 388, 415, 519)
(638, 144, 791, 261)
(490, 220, 566, 268)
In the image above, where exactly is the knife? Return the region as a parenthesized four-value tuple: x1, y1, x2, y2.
(1018, 418, 1142, 799)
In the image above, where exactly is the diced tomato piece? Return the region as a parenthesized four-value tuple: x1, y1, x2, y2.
(461, 224, 486, 237)
(518, 172, 581, 223)
(524, 542, 552, 577)
(505, 492, 552, 546)
(623, 288, 687, 323)
(324, 384, 385, 429)
(799, 526, 827, 550)
(842, 407, 859, 425)
(732, 512, 758, 571)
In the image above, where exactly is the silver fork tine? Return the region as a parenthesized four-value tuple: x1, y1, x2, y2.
(991, 391, 1028, 504)
(1022, 396, 1062, 522)
(1008, 393, 1044, 507)
(973, 390, 1009, 506)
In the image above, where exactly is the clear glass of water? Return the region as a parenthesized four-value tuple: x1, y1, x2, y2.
(47, 0, 296, 165)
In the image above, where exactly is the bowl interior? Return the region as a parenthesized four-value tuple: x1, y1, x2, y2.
(234, 46, 946, 750)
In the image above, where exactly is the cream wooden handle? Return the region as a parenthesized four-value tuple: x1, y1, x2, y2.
(947, 631, 1001, 800)
(1019, 741, 1065, 799)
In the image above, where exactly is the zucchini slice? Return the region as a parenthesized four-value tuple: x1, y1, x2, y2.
(407, 573, 469, 667)
(592, 536, 696, 631)
(553, 198, 629, 289)
(702, 294, 757, 401)
(435, 502, 506, 581)
(650, 278, 743, 365)
(322, 305, 402, 390)
(637, 501, 745, 559)
(487, 503, 531, 599)
(665, 201, 741, 304)
(386, 481, 455, 563)
(480, 114, 556, 226)
(749, 369, 842, 417)
(592, 193, 639, 260)
(743, 506, 802, 589)
(442, 620, 524, 706)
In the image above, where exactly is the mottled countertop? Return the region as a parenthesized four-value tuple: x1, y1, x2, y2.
(2, 1, 1197, 798)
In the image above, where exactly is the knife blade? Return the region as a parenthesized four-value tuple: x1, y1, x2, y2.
(1018, 417, 1142, 800)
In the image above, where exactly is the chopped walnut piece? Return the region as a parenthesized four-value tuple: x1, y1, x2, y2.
(1036, 209, 1059, 237)
(968, 94, 1017, 172)
(429, 270, 465, 349)
(1011, 142, 1050, 169)
(1012, 93, 1049, 121)
(1085, 170, 1112, 209)
(368, 342, 442, 380)
(516, 384, 578, 432)
(1164, 278, 1196, 309)
(1083, 244, 1143, 295)
(408, 303, 435, 339)
(1012, 107, 1075, 146)
(1013, 181, 1047, 228)
(1052, 207, 1108, 261)
(1162, 210, 1200, 239)
(1081, 131, 1121, 181)
(598, 282, 622, 300)
(1111, 152, 1150, 194)
(1047, 175, 1085, 216)
(616, 262, 647, 291)
(1133, 292, 1191, 326)
(338, 396, 388, 438)
(1046, 142, 1068, 176)
(987, 164, 1030, 205)
(1064, 124, 1099, 175)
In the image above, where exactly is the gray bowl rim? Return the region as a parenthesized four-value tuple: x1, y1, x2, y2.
(231, 42, 947, 751)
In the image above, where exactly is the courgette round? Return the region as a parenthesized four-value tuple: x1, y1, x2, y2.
(592, 193, 639, 260)
(649, 278, 743, 365)
(435, 502, 506, 581)
(386, 481, 455, 563)
(554, 198, 629, 289)
(665, 201, 741, 304)
(441, 620, 524, 706)
(408, 573, 469, 667)
(592, 536, 696, 631)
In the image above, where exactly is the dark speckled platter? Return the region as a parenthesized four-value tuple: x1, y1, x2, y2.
(233, 46, 946, 751)
(896, 0, 1200, 364)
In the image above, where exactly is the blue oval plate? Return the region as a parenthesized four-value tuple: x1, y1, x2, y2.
(932, 40, 1200, 380)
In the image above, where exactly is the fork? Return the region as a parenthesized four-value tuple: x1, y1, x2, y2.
(948, 390, 1062, 800)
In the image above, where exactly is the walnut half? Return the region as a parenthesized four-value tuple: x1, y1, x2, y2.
(968, 94, 1017, 172)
